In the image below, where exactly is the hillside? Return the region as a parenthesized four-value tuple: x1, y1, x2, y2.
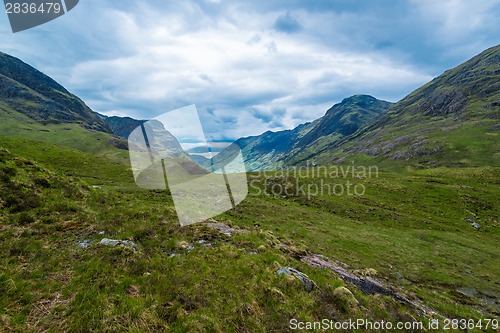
(226, 95, 391, 171)
(306, 45, 500, 168)
(100, 115, 146, 139)
(0, 51, 130, 161)
(0, 52, 110, 133)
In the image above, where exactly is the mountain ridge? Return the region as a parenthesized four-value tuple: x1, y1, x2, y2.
(224, 94, 392, 171)
(2, 45, 498, 170)
(0, 51, 132, 161)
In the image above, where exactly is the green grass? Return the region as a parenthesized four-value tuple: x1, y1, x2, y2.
(0, 106, 129, 164)
(0, 138, 499, 332)
(237, 166, 499, 317)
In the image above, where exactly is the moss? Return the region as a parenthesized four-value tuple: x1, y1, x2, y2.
(333, 286, 359, 312)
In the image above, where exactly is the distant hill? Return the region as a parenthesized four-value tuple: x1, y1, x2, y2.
(100, 115, 146, 139)
(307, 44, 500, 168)
(219, 95, 392, 171)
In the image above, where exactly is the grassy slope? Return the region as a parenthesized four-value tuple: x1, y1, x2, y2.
(0, 52, 110, 134)
(237, 167, 499, 319)
(0, 106, 129, 164)
(1, 137, 499, 332)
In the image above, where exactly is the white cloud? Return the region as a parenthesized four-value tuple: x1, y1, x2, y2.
(59, 3, 432, 140)
(410, 0, 500, 43)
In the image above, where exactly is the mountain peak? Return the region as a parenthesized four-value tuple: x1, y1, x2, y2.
(334, 94, 391, 111)
(341, 94, 379, 103)
(300, 95, 392, 142)
(225, 95, 392, 171)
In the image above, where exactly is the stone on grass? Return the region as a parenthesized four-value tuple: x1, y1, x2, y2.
(77, 239, 92, 249)
(276, 267, 314, 292)
(99, 238, 137, 250)
(471, 222, 481, 230)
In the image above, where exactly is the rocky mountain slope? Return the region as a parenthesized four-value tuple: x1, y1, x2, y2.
(0, 51, 134, 160)
(99, 115, 146, 139)
(307, 44, 500, 167)
(0, 52, 111, 133)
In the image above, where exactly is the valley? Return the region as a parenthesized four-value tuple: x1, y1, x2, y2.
(0, 45, 499, 332)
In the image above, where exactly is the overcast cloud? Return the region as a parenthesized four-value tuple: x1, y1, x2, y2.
(1, 0, 499, 140)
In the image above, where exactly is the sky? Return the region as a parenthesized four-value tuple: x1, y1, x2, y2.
(1, 0, 500, 141)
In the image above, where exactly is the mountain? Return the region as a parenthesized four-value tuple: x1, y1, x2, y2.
(0, 51, 136, 160)
(221, 95, 392, 171)
(230, 121, 317, 171)
(0, 52, 111, 133)
(99, 115, 146, 139)
(304, 44, 500, 167)
(128, 119, 209, 190)
(99, 114, 209, 178)
(297, 95, 393, 147)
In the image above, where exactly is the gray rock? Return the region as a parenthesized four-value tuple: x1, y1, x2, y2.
(77, 239, 92, 249)
(471, 222, 481, 230)
(120, 240, 138, 249)
(276, 267, 314, 292)
(99, 238, 120, 247)
(99, 238, 137, 250)
(204, 222, 249, 235)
